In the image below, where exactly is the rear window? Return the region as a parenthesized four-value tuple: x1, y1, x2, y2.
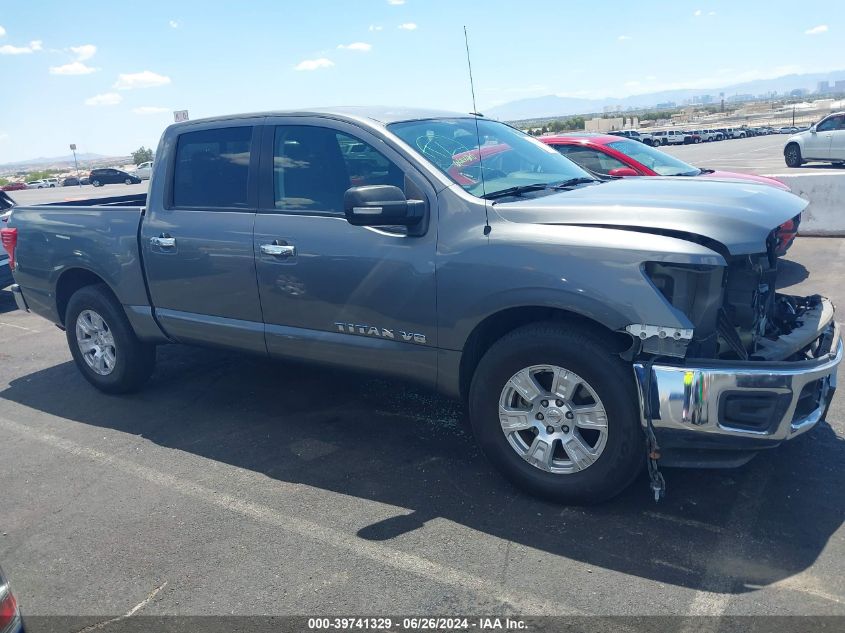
(172, 126, 253, 208)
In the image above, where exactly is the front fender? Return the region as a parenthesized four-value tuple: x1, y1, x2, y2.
(437, 221, 726, 352)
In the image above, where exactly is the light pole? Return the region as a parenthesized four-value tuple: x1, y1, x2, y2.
(69, 144, 81, 188)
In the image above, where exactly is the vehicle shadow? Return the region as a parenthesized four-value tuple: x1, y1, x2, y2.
(2, 344, 843, 595)
(776, 258, 810, 287)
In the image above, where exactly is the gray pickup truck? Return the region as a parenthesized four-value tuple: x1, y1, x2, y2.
(3, 108, 841, 503)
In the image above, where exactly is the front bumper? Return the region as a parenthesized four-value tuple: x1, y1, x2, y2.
(633, 321, 841, 452)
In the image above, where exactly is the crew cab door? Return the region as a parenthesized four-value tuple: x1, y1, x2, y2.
(253, 117, 438, 385)
(141, 119, 265, 353)
(804, 116, 841, 159)
(823, 114, 845, 160)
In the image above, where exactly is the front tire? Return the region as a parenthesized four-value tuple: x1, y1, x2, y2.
(92, 180, 101, 187)
(784, 143, 803, 168)
(125, 178, 133, 185)
(65, 284, 156, 394)
(468, 323, 644, 504)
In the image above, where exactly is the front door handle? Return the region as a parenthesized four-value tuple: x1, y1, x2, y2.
(260, 243, 296, 258)
(150, 235, 176, 248)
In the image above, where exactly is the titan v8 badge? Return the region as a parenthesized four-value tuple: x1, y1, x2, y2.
(334, 322, 427, 345)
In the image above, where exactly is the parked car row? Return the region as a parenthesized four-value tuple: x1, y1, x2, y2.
(1, 161, 152, 192)
(608, 125, 784, 147)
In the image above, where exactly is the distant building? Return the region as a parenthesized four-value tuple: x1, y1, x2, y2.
(817, 81, 831, 94)
(835, 80, 845, 92)
(655, 101, 676, 109)
(790, 88, 809, 97)
(585, 117, 624, 133)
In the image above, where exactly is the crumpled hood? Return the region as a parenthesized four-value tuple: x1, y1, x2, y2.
(492, 177, 808, 255)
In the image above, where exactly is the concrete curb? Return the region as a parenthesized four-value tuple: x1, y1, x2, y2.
(765, 172, 845, 236)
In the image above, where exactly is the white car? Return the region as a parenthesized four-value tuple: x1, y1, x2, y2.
(134, 161, 153, 180)
(44, 177, 59, 187)
(784, 112, 845, 168)
(25, 180, 49, 189)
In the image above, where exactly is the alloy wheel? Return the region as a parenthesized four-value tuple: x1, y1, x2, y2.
(498, 364, 608, 474)
(76, 309, 117, 375)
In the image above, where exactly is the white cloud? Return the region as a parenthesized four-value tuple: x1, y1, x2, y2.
(133, 106, 169, 114)
(169, 20, 179, 29)
(618, 35, 632, 41)
(694, 9, 702, 16)
(368, 24, 383, 31)
(85, 92, 122, 106)
(708, 11, 716, 15)
(805, 24, 828, 35)
(50, 61, 98, 75)
(0, 25, 6, 37)
(337, 42, 372, 52)
(294, 57, 334, 71)
(398, 22, 417, 30)
(387, 0, 405, 4)
(0, 131, 8, 141)
(114, 70, 172, 89)
(0, 40, 43, 55)
(70, 44, 96, 61)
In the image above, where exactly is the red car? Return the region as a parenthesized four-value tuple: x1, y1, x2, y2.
(540, 133, 799, 254)
(0, 182, 26, 192)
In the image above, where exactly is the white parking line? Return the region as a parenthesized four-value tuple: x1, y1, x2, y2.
(0, 321, 40, 333)
(0, 414, 578, 616)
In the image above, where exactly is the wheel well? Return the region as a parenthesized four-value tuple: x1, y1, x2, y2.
(55, 268, 111, 325)
(458, 306, 630, 400)
(784, 141, 800, 154)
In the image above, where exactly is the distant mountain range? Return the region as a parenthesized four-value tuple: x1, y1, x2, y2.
(0, 152, 110, 169)
(485, 70, 845, 121)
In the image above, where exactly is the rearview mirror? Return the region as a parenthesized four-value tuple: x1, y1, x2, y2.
(344, 185, 426, 227)
(607, 167, 640, 177)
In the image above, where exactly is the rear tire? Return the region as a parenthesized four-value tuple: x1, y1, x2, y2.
(125, 178, 133, 185)
(784, 143, 803, 168)
(65, 284, 156, 394)
(92, 180, 101, 187)
(468, 323, 645, 504)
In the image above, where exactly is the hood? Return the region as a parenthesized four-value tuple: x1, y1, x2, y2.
(697, 170, 790, 191)
(492, 177, 807, 255)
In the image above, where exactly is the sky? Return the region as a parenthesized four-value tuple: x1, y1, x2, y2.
(0, 0, 842, 162)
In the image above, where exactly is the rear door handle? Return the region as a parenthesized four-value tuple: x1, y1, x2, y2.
(260, 243, 296, 258)
(150, 235, 176, 248)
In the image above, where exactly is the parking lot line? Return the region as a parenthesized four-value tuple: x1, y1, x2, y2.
(0, 413, 581, 616)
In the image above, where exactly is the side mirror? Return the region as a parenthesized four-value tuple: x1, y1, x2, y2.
(343, 185, 425, 227)
(810, 126, 817, 134)
(607, 167, 640, 177)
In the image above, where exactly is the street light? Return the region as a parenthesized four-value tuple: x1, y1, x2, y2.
(69, 144, 81, 188)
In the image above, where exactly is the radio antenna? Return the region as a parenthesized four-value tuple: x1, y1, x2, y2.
(463, 25, 490, 232)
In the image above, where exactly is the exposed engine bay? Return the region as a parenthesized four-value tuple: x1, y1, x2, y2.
(635, 233, 836, 363)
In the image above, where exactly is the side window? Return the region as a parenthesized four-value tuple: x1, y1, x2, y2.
(553, 145, 628, 176)
(818, 116, 844, 132)
(273, 126, 404, 213)
(173, 126, 252, 208)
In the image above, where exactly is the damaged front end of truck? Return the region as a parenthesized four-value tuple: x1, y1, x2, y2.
(629, 229, 840, 472)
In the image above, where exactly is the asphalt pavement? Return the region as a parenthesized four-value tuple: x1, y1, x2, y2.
(661, 134, 844, 176)
(0, 238, 843, 623)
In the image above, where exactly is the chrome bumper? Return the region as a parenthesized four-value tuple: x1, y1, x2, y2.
(10, 284, 29, 312)
(633, 322, 841, 450)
